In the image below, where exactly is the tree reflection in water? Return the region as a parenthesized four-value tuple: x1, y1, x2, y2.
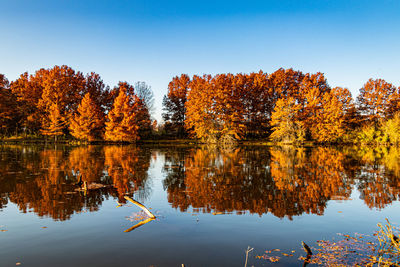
(0, 145, 151, 221)
(163, 145, 400, 219)
(1, 145, 400, 221)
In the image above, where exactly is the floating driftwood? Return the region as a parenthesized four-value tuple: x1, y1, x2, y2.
(124, 196, 156, 219)
(124, 217, 155, 232)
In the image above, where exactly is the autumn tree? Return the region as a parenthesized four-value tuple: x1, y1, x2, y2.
(312, 87, 354, 142)
(84, 72, 113, 113)
(10, 66, 116, 136)
(10, 66, 87, 135)
(105, 82, 141, 142)
(211, 73, 246, 143)
(235, 71, 271, 137)
(69, 93, 105, 141)
(268, 68, 305, 105)
(270, 97, 305, 142)
(381, 112, 400, 145)
(356, 78, 397, 124)
(39, 66, 86, 133)
(297, 72, 331, 134)
(40, 102, 66, 142)
(0, 74, 20, 135)
(10, 69, 48, 132)
(162, 74, 191, 137)
(185, 74, 247, 143)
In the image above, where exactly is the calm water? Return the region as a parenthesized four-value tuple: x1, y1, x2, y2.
(1, 144, 400, 266)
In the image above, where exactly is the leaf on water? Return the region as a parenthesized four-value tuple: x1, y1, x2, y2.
(212, 212, 223, 215)
(41, 227, 47, 229)
(338, 211, 343, 213)
(282, 253, 293, 257)
(269, 256, 280, 262)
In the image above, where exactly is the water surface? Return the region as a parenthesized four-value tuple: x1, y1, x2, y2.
(1, 145, 400, 266)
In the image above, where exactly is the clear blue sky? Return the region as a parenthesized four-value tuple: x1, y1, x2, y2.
(1, 0, 399, 121)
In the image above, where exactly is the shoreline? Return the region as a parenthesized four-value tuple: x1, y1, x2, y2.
(0, 137, 391, 147)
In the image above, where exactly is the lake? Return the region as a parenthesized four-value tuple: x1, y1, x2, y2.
(1, 144, 400, 266)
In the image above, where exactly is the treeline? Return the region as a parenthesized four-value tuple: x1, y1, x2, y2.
(2, 66, 400, 144)
(162, 69, 400, 144)
(0, 66, 155, 142)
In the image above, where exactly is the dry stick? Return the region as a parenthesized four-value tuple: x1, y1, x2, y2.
(124, 217, 155, 233)
(124, 196, 156, 219)
(244, 246, 254, 267)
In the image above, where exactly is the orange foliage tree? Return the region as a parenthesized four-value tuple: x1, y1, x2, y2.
(185, 75, 216, 141)
(10, 69, 48, 132)
(185, 74, 245, 143)
(0, 74, 20, 134)
(40, 102, 66, 141)
(356, 78, 398, 124)
(312, 87, 354, 142)
(235, 71, 271, 137)
(69, 93, 105, 141)
(297, 72, 331, 136)
(9, 66, 112, 137)
(39, 66, 85, 133)
(84, 72, 113, 113)
(270, 72, 331, 142)
(162, 74, 191, 137)
(105, 82, 141, 142)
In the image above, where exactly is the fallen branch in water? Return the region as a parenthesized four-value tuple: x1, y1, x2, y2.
(244, 246, 254, 267)
(124, 196, 156, 219)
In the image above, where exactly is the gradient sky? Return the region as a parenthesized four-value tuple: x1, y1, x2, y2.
(1, 0, 400, 120)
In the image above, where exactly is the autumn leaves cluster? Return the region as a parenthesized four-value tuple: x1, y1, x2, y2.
(163, 69, 400, 143)
(0, 66, 152, 142)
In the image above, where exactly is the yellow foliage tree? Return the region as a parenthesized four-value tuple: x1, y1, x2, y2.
(382, 112, 400, 145)
(270, 97, 305, 142)
(69, 93, 105, 141)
